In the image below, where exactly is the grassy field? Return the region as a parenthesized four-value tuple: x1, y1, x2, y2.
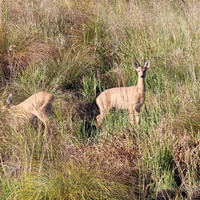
(0, 0, 199, 199)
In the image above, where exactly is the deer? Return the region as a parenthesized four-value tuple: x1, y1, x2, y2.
(0, 91, 54, 131)
(96, 60, 150, 129)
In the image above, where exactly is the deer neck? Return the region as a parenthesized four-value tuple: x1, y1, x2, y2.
(137, 77, 146, 96)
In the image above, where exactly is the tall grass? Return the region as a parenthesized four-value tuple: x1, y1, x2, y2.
(0, 0, 200, 199)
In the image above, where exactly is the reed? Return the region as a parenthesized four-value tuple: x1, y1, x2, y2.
(0, 0, 199, 199)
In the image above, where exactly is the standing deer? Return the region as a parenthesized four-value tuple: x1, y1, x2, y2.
(96, 60, 150, 128)
(1, 91, 54, 131)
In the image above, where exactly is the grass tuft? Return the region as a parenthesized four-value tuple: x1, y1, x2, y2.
(0, 0, 200, 199)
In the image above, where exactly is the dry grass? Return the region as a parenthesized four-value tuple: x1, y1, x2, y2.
(0, 38, 59, 80)
(0, 0, 200, 199)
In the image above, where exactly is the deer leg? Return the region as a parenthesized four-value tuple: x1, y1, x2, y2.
(134, 109, 140, 125)
(96, 98, 111, 129)
(96, 108, 110, 129)
(96, 114, 103, 129)
(32, 106, 49, 132)
(35, 112, 48, 131)
(129, 106, 134, 124)
(96, 107, 109, 129)
(41, 107, 52, 132)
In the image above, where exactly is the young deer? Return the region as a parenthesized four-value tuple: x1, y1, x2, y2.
(1, 91, 54, 131)
(96, 60, 150, 128)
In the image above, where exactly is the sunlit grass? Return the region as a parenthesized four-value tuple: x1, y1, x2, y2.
(0, 0, 200, 199)
(14, 160, 131, 200)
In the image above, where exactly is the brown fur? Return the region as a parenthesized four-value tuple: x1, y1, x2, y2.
(2, 91, 54, 131)
(96, 60, 150, 128)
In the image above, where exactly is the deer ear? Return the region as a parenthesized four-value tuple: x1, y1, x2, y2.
(6, 93, 13, 106)
(144, 60, 150, 69)
(134, 60, 140, 69)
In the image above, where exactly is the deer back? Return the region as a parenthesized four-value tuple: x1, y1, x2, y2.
(97, 85, 139, 110)
(2, 91, 54, 128)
